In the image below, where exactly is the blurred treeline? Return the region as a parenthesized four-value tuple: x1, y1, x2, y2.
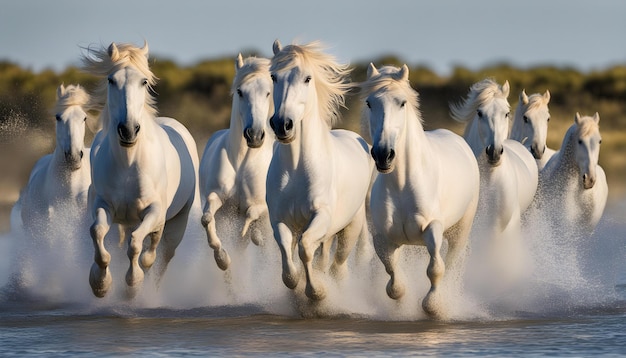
(0, 55, 625, 208)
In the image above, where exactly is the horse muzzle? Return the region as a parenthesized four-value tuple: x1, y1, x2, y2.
(582, 173, 596, 190)
(530, 143, 545, 160)
(486, 145, 503, 166)
(269, 115, 294, 144)
(243, 127, 266, 148)
(371, 146, 395, 174)
(117, 123, 140, 147)
(64, 150, 84, 170)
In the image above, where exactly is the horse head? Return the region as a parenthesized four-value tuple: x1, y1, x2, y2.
(574, 112, 602, 190)
(363, 63, 417, 173)
(233, 53, 273, 148)
(54, 84, 89, 170)
(516, 89, 551, 159)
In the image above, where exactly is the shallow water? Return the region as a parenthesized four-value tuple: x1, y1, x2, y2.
(1, 197, 625, 356)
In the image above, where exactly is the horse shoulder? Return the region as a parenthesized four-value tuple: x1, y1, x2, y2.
(199, 130, 237, 201)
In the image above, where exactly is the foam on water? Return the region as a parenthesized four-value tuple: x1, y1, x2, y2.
(1, 193, 624, 321)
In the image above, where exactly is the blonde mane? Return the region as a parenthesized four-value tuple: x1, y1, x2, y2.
(232, 56, 271, 94)
(524, 92, 550, 113)
(54, 84, 90, 114)
(359, 65, 422, 124)
(270, 42, 351, 127)
(576, 115, 600, 139)
(450, 78, 510, 123)
(82, 42, 158, 124)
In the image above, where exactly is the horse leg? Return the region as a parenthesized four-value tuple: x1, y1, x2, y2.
(299, 208, 332, 300)
(89, 205, 113, 298)
(151, 201, 192, 287)
(314, 236, 333, 272)
(201, 193, 230, 270)
(373, 233, 404, 299)
(242, 204, 267, 246)
(330, 204, 366, 281)
(422, 220, 446, 318)
(444, 206, 474, 279)
(126, 203, 163, 290)
(273, 222, 300, 289)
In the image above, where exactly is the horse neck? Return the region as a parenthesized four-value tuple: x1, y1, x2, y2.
(390, 110, 431, 183)
(463, 118, 484, 157)
(281, 104, 329, 169)
(553, 127, 579, 177)
(510, 103, 526, 142)
(226, 98, 248, 164)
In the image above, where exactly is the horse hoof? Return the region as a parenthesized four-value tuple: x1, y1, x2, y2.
(305, 283, 327, 301)
(141, 251, 157, 269)
(125, 267, 145, 287)
(282, 271, 300, 289)
(214, 248, 231, 271)
(89, 264, 112, 298)
(422, 291, 445, 319)
(386, 279, 405, 300)
(201, 212, 213, 228)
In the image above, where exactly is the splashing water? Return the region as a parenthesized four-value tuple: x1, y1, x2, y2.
(0, 192, 624, 321)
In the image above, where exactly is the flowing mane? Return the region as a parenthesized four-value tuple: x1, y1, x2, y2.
(524, 92, 550, 112)
(270, 42, 351, 127)
(359, 65, 422, 125)
(81, 42, 158, 126)
(54, 84, 90, 113)
(232, 56, 271, 94)
(450, 78, 510, 124)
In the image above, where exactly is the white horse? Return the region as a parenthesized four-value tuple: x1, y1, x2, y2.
(266, 40, 373, 300)
(199, 54, 274, 270)
(510, 89, 555, 170)
(83, 42, 199, 298)
(451, 79, 538, 243)
(538, 112, 608, 236)
(16, 84, 92, 238)
(363, 64, 479, 317)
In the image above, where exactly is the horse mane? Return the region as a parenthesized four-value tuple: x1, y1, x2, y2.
(270, 41, 351, 127)
(450, 78, 510, 124)
(524, 92, 550, 113)
(54, 84, 90, 114)
(359, 65, 422, 124)
(81, 42, 158, 123)
(232, 56, 271, 94)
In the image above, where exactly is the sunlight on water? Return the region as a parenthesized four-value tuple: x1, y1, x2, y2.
(1, 193, 624, 321)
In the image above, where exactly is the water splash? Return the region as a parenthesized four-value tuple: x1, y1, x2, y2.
(0, 195, 624, 321)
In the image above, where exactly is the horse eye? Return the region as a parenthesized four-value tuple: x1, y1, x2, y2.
(55, 114, 61, 121)
(366, 100, 371, 109)
(578, 139, 583, 145)
(547, 117, 550, 122)
(107, 77, 115, 85)
(477, 110, 483, 118)
(271, 75, 276, 83)
(83, 116, 87, 122)
(237, 89, 243, 98)
(304, 76, 312, 84)
(266, 92, 270, 98)
(505, 112, 510, 118)
(523, 115, 528, 123)
(142, 79, 148, 86)
(400, 100, 406, 108)
(599, 139, 602, 145)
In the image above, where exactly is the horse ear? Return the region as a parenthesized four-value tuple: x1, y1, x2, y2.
(520, 89, 529, 105)
(399, 64, 410, 81)
(236, 53, 244, 70)
(593, 112, 600, 123)
(366, 63, 379, 79)
(108, 42, 119, 62)
(56, 83, 65, 100)
(502, 80, 510, 98)
(575, 112, 581, 124)
(140, 40, 149, 58)
(273, 40, 282, 55)
(544, 89, 551, 103)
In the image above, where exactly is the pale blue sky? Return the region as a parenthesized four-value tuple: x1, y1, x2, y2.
(1, 0, 624, 75)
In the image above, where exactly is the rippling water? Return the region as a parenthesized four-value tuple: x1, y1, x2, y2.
(1, 198, 625, 356)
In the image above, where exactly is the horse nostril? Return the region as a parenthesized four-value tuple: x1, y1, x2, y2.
(260, 130, 265, 140)
(388, 149, 396, 162)
(269, 117, 276, 131)
(244, 127, 253, 140)
(134, 125, 140, 135)
(500, 147, 504, 155)
(285, 119, 293, 131)
(80, 150, 84, 159)
(486, 145, 493, 157)
(370, 147, 375, 159)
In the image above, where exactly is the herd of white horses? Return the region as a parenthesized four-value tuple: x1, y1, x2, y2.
(10, 41, 608, 318)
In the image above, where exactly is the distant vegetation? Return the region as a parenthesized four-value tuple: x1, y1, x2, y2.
(0, 55, 625, 218)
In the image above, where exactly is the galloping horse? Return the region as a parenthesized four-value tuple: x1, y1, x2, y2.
(83, 42, 199, 298)
(17, 84, 92, 238)
(510, 89, 555, 170)
(363, 64, 479, 317)
(266, 41, 373, 300)
(451, 79, 538, 243)
(199, 54, 274, 270)
(538, 112, 608, 237)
